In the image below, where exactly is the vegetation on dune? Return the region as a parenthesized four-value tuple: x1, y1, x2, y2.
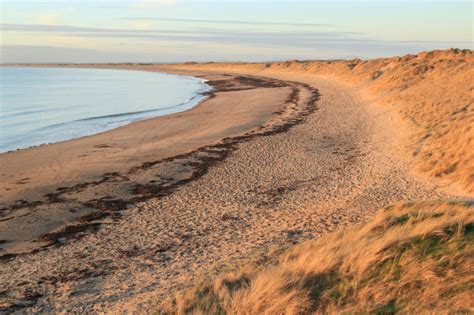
(296, 50, 474, 193)
(161, 201, 474, 314)
(171, 49, 474, 193)
(160, 50, 474, 313)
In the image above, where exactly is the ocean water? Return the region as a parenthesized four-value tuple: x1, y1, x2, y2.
(0, 67, 210, 152)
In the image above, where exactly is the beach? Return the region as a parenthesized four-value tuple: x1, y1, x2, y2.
(0, 51, 470, 312)
(0, 71, 293, 255)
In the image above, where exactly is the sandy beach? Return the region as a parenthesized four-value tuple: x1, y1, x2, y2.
(0, 71, 294, 254)
(0, 50, 471, 312)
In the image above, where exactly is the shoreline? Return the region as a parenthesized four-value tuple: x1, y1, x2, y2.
(0, 70, 300, 257)
(0, 66, 212, 154)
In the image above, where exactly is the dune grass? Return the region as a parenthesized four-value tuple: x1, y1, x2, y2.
(284, 50, 474, 193)
(169, 49, 474, 193)
(161, 201, 474, 314)
(160, 50, 474, 313)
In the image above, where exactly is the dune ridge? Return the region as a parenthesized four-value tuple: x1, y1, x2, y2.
(154, 49, 473, 313)
(165, 49, 474, 193)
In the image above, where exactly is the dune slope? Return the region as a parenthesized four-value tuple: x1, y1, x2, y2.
(158, 49, 473, 313)
(163, 201, 474, 314)
(166, 49, 474, 193)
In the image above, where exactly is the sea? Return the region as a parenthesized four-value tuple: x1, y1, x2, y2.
(0, 67, 210, 153)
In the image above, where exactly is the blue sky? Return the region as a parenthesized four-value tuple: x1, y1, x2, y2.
(1, 0, 472, 63)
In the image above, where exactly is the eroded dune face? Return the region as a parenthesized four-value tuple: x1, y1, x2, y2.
(170, 49, 473, 193)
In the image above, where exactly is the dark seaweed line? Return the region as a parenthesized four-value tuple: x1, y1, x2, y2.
(0, 76, 319, 261)
(51, 80, 319, 248)
(0, 75, 289, 215)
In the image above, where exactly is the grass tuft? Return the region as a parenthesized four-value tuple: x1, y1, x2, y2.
(161, 201, 474, 314)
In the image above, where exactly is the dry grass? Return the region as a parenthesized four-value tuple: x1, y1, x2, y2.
(159, 50, 474, 313)
(161, 201, 474, 314)
(166, 49, 474, 193)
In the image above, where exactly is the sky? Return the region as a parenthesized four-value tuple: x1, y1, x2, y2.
(0, 0, 472, 63)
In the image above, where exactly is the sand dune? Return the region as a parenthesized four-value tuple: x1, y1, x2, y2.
(166, 49, 473, 194)
(0, 49, 471, 312)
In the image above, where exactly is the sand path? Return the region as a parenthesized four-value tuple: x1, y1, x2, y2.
(0, 69, 450, 313)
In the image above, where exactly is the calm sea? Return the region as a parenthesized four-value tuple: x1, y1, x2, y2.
(0, 67, 210, 152)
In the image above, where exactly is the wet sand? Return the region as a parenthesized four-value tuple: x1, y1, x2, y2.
(0, 65, 459, 313)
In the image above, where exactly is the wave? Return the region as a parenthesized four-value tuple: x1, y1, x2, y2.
(34, 93, 208, 133)
(0, 68, 211, 153)
(0, 107, 56, 119)
(78, 93, 205, 122)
